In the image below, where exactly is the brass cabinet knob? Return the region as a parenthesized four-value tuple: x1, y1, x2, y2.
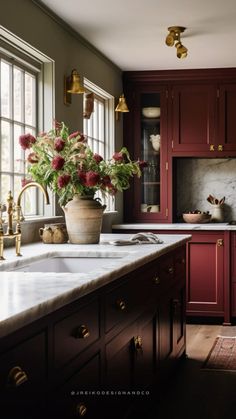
(217, 239, 224, 247)
(116, 300, 126, 311)
(76, 402, 87, 417)
(7, 366, 28, 387)
(133, 336, 142, 351)
(218, 144, 223, 151)
(153, 276, 160, 284)
(210, 144, 215, 151)
(74, 325, 90, 339)
(168, 266, 174, 275)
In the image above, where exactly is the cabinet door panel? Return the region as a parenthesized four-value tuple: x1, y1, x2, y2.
(124, 86, 169, 223)
(134, 312, 156, 388)
(172, 84, 216, 153)
(186, 233, 224, 315)
(219, 84, 236, 152)
(231, 232, 236, 316)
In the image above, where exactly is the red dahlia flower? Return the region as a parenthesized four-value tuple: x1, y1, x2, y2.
(77, 170, 87, 185)
(85, 171, 100, 187)
(54, 137, 65, 152)
(112, 151, 124, 162)
(57, 174, 71, 188)
(93, 153, 103, 164)
(51, 156, 65, 170)
(19, 133, 36, 150)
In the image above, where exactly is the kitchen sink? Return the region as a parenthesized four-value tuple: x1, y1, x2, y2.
(8, 252, 129, 274)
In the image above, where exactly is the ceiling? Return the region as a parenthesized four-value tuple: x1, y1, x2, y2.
(39, 0, 236, 71)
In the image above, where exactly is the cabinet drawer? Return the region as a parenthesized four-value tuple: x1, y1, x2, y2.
(0, 332, 46, 418)
(51, 353, 101, 418)
(0, 332, 46, 391)
(105, 278, 140, 333)
(54, 299, 100, 369)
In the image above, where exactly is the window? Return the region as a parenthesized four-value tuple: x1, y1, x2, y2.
(0, 27, 54, 218)
(0, 53, 38, 215)
(83, 79, 115, 211)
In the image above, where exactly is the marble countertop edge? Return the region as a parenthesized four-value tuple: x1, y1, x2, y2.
(0, 233, 191, 338)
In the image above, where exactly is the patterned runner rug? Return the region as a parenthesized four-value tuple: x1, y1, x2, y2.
(202, 336, 236, 371)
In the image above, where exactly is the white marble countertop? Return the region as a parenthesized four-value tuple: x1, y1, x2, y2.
(0, 233, 191, 339)
(112, 223, 236, 231)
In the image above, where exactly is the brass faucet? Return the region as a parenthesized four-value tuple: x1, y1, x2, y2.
(0, 182, 50, 260)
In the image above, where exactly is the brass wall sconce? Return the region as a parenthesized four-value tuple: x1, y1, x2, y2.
(115, 94, 129, 120)
(64, 69, 85, 105)
(165, 26, 188, 59)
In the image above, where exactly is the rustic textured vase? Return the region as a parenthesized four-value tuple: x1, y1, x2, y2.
(63, 195, 106, 244)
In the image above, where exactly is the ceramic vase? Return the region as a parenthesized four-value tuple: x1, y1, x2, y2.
(211, 205, 224, 222)
(63, 195, 106, 244)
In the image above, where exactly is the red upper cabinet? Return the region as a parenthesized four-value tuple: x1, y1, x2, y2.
(123, 83, 169, 223)
(171, 84, 217, 154)
(218, 84, 236, 154)
(171, 80, 236, 156)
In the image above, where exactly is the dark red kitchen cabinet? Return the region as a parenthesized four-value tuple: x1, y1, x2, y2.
(123, 81, 169, 223)
(171, 84, 216, 154)
(218, 84, 236, 154)
(231, 232, 236, 316)
(186, 232, 224, 317)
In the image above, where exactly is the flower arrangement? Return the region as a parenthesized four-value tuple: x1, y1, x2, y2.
(19, 122, 147, 206)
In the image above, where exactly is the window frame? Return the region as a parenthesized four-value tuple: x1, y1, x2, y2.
(0, 27, 55, 219)
(83, 78, 115, 212)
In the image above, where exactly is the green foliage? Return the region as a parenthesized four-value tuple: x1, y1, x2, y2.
(22, 122, 142, 206)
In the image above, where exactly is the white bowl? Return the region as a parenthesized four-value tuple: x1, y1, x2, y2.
(142, 107, 160, 118)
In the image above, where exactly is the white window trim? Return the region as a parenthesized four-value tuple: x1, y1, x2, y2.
(0, 25, 55, 219)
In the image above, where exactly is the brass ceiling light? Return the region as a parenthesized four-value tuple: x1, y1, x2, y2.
(165, 26, 188, 59)
(64, 69, 85, 105)
(115, 93, 129, 120)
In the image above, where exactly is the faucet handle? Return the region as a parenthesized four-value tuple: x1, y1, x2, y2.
(14, 205, 24, 222)
(0, 203, 6, 222)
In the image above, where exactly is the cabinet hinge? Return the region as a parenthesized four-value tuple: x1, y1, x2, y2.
(165, 161, 169, 170)
(166, 208, 168, 217)
(217, 89, 220, 98)
(217, 238, 224, 247)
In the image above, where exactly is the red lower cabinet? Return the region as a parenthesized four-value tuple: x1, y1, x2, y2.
(231, 232, 236, 317)
(186, 233, 224, 317)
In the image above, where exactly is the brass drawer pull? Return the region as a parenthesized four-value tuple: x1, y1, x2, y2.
(168, 266, 174, 275)
(133, 336, 142, 352)
(74, 325, 90, 339)
(153, 276, 160, 284)
(7, 366, 28, 387)
(116, 300, 126, 311)
(210, 144, 215, 151)
(76, 402, 87, 417)
(218, 144, 223, 151)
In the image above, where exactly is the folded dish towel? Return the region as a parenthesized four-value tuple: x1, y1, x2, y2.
(111, 232, 163, 246)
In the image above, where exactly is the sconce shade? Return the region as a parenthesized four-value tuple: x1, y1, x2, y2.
(115, 94, 129, 113)
(67, 69, 85, 94)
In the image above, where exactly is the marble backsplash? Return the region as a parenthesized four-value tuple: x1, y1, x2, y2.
(175, 158, 236, 222)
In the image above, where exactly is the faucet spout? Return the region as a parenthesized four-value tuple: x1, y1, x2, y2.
(16, 182, 50, 209)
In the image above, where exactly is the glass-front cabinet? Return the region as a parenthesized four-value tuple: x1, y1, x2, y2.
(123, 84, 169, 222)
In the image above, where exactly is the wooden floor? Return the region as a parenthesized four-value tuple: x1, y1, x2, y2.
(149, 324, 236, 419)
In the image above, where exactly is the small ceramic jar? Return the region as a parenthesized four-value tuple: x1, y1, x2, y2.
(39, 223, 68, 244)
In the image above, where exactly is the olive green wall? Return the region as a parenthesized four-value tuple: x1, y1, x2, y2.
(1, 0, 124, 228)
